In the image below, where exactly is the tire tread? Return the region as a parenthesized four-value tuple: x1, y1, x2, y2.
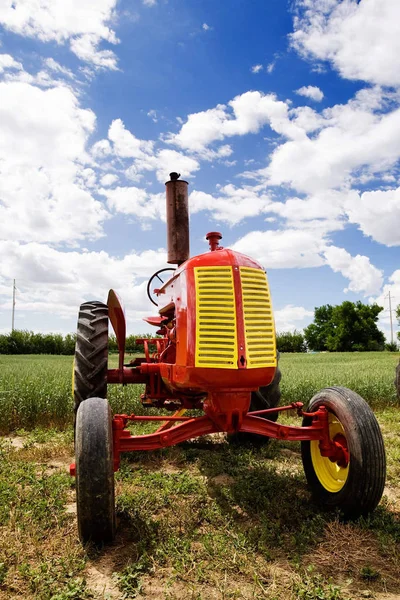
(75, 397, 116, 544)
(74, 301, 108, 414)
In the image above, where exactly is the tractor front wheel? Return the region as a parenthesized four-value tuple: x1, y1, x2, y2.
(75, 397, 116, 544)
(228, 367, 281, 445)
(73, 301, 108, 415)
(301, 386, 386, 518)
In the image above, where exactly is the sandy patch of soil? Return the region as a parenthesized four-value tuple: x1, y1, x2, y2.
(2, 436, 27, 449)
(86, 561, 121, 600)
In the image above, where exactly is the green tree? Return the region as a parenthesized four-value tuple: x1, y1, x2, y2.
(305, 301, 385, 352)
(63, 333, 77, 355)
(303, 305, 334, 351)
(276, 330, 306, 353)
(108, 334, 118, 353)
(125, 333, 158, 355)
(0, 330, 77, 355)
(0, 335, 9, 354)
(385, 342, 398, 352)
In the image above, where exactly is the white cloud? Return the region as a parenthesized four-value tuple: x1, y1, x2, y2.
(70, 34, 118, 70)
(190, 185, 272, 225)
(167, 103, 227, 152)
(251, 64, 263, 74)
(143, 0, 157, 5)
(108, 118, 154, 158)
(231, 228, 326, 269)
(44, 58, 74, 78)
(266, 62, 275, 74)
(274, 305, 314, 332)
(147, 109, 158, 122)
(291, 0, 400, 86)
(135, 148, 200, 183)
(202, 23, 211, 31)
(168, 91, 300, 153)
(91, 139, 112, 158)
(0, 80, 108, 244)
(188, 143, 234, 163)
(0, 54, 23, 73)
(78, 167, 97, 189)
(231, 227, 383, 296)
(0, 241, 168, 328)
(289, 105, 324, 133)
(0, 0, 119, 69)
(101, 119, 201, 183)
(215, 145, 233, 158)
(103, 185, 147, 215)
(100, 173, 118, 187)
(267, 189, 354, 232)
(100, 187, 165, 221)
(124, 164, 143, 183)
(264, 87, 400, 193)
(323, 246, 383, 296)
(295, 85, 324, 102)
(345, 187, 400, 247)
(4, 66, 73, 89)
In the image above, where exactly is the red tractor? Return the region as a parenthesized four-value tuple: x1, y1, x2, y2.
(71, 173, 386, 545)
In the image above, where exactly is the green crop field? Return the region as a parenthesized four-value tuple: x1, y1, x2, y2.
(0, 352, 399, 600)
(0, 352, 398, 434)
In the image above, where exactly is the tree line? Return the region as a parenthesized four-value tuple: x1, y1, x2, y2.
(277, 300, 398, 352)
(279, 301, 397, 352)
(0, 330, 158, 355)
(0, 328, 310, 355)
(0, 301, 398, 355)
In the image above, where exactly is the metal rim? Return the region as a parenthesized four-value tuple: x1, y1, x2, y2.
(310, 412, 349, 493)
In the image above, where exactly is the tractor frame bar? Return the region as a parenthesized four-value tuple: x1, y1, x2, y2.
(107, 403, 338, 472)
(70, 403, 346, 476)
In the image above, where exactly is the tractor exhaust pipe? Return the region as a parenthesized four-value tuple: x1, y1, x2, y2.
(165, 172, 190, 265)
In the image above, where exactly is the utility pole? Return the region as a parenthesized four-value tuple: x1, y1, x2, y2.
(388, 290, 394, 345)
(12, 279, 16, 331)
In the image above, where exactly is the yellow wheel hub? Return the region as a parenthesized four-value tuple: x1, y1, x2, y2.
(311, 412, 349, 493)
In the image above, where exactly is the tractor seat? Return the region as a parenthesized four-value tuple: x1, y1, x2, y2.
(143, 316, 164, 327)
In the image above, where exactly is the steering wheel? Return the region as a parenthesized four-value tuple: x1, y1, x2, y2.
(146, 268, 176, 306)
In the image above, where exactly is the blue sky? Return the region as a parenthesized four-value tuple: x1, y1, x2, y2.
(0, 0, 399, 341)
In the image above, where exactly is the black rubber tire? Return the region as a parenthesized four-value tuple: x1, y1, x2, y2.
(301, 387, 386, 519)
(75, 397, 116, 544)
(395, 361, 400, 401)
(227, 368, 281, 445)
(74, 301, 108, 414)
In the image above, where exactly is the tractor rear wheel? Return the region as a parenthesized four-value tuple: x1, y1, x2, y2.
(75, 397, 116, 544)
(73, 301, 108, 415)
(301, 387, 386, 519)
(227, 367, 281, 445)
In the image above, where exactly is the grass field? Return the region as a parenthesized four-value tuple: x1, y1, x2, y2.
(0, 352, 399, 434)
(0, 353, 399, 599)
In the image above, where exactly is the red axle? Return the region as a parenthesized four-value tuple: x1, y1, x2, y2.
(109, 403, 330, 472)
(70, 402, 346, 477)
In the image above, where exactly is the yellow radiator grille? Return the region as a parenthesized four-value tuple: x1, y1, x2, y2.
(194, 267, 237, 368)
(240, 267, 277, 368)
